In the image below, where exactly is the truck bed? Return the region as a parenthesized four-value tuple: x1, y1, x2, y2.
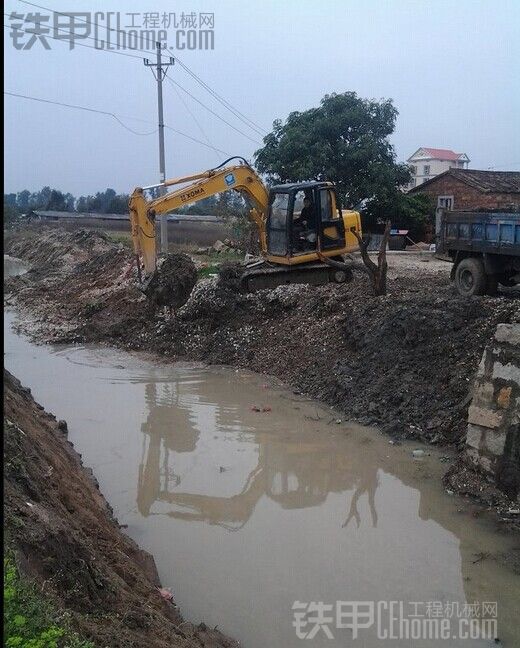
(437, 211, 520, 257)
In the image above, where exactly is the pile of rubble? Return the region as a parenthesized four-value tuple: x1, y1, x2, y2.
(194, 238, 243, 256)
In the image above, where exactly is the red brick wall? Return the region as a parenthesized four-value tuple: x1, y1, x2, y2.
(411, 176, 520, 211)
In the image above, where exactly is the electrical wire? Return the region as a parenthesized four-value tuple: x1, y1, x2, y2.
(5, 90, 233, 155)
(173, 55, 268, 136)
(3, 19, 144, 59)
(14, 0, 158, 56)
(164, 73, 261, 145)
(168, 83, 223, 160)
(4, 91, 157, 135)
(13, 0, 268, 136)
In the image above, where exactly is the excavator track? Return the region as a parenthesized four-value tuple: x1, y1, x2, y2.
(240, 260, 352, 292)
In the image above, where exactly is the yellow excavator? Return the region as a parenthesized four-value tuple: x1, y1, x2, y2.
(130, 156, 361, 292)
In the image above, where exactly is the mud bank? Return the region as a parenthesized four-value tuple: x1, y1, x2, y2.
(3, 369, 238, 648)
(4, 227, 520, 505)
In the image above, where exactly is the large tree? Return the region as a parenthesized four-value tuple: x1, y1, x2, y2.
(254, 92, 413, 230)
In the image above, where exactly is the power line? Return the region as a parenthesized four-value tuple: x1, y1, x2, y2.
(3, 19, 143, 59)
(14, 0, 157, 56)
(4, 90, 232, 154)
(169, 83, 223, 161)
(164, 73, 262, 145)
(13, 0, 268, 137)
(162, 123, 230, 154)
(173, 55, 268, 136)
(4, 91, 157, 135)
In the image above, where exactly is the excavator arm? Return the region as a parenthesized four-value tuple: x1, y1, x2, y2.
(129, 159, 269, 276)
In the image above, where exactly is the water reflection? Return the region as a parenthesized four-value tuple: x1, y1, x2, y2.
(137, 374, 381, 531)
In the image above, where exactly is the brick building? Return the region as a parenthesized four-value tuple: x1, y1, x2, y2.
(408, 168, 520, 211)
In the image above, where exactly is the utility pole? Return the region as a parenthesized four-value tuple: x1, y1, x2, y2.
(144, 43, 174, 254)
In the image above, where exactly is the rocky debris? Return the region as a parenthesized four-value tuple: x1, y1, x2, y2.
(194, 238, 243, 256)
(212, 239, 228, 253)
(4, 227, 116, 273)
(217, 261, 244, 291)
(443, 459, 520, 533)
(3, 370, 238, 647)
(143, 253, 197, 310)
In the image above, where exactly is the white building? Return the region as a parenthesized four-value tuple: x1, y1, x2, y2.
(407, 148, 470, 189)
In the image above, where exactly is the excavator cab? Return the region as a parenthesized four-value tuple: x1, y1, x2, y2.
(266, 182, 346, 261)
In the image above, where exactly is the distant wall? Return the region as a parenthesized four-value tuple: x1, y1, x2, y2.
(411, 175, 520, 211)
(465, 324, 520, 500)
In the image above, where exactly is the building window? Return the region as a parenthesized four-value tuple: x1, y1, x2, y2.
(409, 165, 417, 175)
(423, 165, 430, 175)
(438, 195, 454, 210)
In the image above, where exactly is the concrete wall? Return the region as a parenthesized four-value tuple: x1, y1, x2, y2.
(465, 324, 520, 500)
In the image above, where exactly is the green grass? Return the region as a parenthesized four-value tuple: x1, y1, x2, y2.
(197, 264, 220, 279)
(3, 556, 95, 648)
(106, 232, 132, 249)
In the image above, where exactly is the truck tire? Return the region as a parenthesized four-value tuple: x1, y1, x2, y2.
(455, 258, 487, 296)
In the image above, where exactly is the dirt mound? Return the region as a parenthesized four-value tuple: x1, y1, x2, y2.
(5, 227, 116, 273)
(4, 369, 238, 647)
(217, 261, 244, 291)
(143, 253, 197, 309)
(329, 292, 516, 443)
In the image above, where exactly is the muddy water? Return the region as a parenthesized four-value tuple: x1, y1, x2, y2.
(4, 308, 520, 645)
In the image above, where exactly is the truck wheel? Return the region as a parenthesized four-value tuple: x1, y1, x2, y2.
(455, 258, 487, 296)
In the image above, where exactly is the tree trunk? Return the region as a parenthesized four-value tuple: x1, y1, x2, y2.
(354, 220, 391, 296)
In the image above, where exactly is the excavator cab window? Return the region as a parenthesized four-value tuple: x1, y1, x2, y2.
(267, 184, 346, 256)
(291, 189, 318, 253)
(319, 188, 346, 249)
(267, 192, 290, 255)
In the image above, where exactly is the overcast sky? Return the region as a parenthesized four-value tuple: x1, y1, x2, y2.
(4, 0, 520, 196)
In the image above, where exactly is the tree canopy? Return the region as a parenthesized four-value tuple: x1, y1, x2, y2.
(254, 91, 428, 233)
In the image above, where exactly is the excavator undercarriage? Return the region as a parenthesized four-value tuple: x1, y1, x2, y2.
(241, 259, 352, 291)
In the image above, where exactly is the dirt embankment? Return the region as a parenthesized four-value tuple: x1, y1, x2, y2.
(4, 368, 238, 648)
(6, 227, 520, 451)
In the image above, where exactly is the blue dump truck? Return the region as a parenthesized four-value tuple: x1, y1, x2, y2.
(436, 210, 520, 296)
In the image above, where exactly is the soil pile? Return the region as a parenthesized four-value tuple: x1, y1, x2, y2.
(143, 253, 198, 309)
(4, 369, 238, 648)
(5, 226, 520, 447)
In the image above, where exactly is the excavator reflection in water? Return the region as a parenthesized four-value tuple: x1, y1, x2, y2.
(134, 370, 519, 642)
(136, 372, 379, 530)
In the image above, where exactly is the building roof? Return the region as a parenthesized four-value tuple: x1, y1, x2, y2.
(409, 169, 520, 194)
(408, 147, 468, 162)
(422, 148, 463, 161)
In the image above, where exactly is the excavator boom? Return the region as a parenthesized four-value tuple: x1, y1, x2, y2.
(130, 160, 268, 275)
